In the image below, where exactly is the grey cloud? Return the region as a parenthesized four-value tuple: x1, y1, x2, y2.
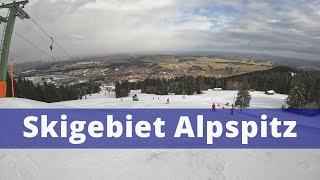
(1, 0, 319, 62)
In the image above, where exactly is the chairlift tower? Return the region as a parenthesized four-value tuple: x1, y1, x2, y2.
(0, 0, 29, 98)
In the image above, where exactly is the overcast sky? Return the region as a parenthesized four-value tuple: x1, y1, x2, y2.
(1, 0, 320, 62)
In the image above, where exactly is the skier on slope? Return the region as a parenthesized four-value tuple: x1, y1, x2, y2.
(166, 98, 170, 104)
(212, 102, 216, 111)
(231, 104, 235, 115)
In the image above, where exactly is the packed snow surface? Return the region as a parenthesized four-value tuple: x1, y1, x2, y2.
(0, 90, 288, 108)
(1, 90, 320, 180)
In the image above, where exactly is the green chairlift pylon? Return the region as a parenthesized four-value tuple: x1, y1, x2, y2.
(0, 0, 29, 98)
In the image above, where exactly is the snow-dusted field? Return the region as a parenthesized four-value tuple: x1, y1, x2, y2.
(1, 149, 320, 180)
(0, 89, 288, 108)
(1, 90, 320, 180)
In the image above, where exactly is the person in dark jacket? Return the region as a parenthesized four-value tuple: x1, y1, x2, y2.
(212, 102, 216, 111)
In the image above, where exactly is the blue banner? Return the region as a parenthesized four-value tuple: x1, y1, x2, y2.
(0, 109, 319, 148)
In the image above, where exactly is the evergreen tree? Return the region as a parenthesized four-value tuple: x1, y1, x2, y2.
(184, 76, 196, 95)
(115, 81, 121, 98)
(6, 75, 80, 103)
(286, 83, 307, 108)
(235, 89, 251, 108)
(315, 78, 320, 107)
(174, 81, 184, 95)
(115, 80, 130, 98)
(6, 73, 12, 97)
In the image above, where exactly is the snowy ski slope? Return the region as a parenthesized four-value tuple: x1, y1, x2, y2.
(0, 90, 287, 108)
(0, 90, 319, 180)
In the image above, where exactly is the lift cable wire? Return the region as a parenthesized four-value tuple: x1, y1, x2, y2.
(29, 17, 51, 38)
(14, 20, 60, 61)
(29, 16, 75, 60)
(13, 31, 51, 59)
(10, 51, 28, 63)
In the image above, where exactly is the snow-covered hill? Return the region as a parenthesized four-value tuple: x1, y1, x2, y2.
(1, 90, 319, 180)
(0, 89, 287, 108)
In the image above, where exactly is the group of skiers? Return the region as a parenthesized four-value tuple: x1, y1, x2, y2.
(151, 96, 170, 104)
(128, 95, 235, 113)
(212, 100, 235, 114)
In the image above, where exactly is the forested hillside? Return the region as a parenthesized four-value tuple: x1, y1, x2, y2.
(6, 75, 100, 103)
(116, 66, 320, 108)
